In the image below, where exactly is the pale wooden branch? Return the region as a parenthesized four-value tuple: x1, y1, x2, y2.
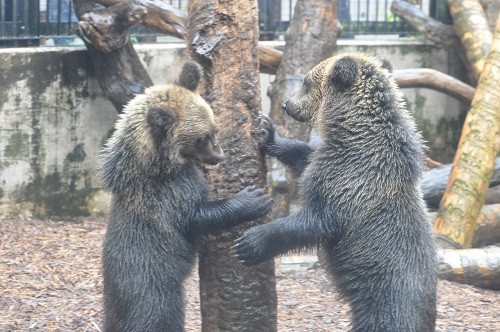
(392, 69, 475, 103)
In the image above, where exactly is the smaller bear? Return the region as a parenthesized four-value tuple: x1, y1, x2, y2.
(236, 53, 437, 332)
(100, 61, 272, 332)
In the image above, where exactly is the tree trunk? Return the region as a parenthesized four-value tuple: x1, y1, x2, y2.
(186, 1, 277, 331)
(429, 205, 500, 248)
(267, 0, 342, 219)
(446, 0, 493, 78)
(434, 17, 500, 248)
(438, 247, 500, 290)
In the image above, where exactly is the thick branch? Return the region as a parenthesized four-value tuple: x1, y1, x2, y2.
(78, 0, 186, 52)
(258, 45, 283, 75)
(423, 158, 500, 209)
(390, 0, 472, 80)
(391, 0, 458, 47)
(73, 0, 153, 112)
(393, 69, 474, 103)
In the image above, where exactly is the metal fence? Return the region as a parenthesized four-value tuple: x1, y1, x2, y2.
(0, 0, 448, 47)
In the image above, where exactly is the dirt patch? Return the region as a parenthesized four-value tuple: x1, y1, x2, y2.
(1, 218, 498, 331)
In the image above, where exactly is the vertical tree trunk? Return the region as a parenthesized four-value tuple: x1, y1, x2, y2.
(267, 0, 342, 218)
(435, 17, 500, 248)
(187, 1, 277, 331)
(446, 0, 493, 78)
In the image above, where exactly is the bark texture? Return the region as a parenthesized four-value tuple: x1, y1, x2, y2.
(391, 0, 468, 68)
(430, 205, 500, 248)
(73, 0, 154, 112)
(438, 247, 500, 290)
(435, 17, 500, 248)
(446, 0, 493, 78)
(186, 1, 277, 331)
(423, 157, 500, 208)
(267, 0, 342, 218)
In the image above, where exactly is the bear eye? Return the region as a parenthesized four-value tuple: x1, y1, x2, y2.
(195, 135, 210, 148)
(302, 77, 312, 93)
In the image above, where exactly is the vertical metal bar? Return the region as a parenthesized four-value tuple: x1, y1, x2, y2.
(46, 0, 50, 35)
(56, 0, 61, 35)
(366, 0, 370, 34)
(356, 0, 361, 34)
(1, 0, 5, 37)
(12, 0, 17, 38)
(384, 0, 388, 33)
(35, 0, 40, 41)
(67, 0, 72, 35)
(24, 0, 29, 38)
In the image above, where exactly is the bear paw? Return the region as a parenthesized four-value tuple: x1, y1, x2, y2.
(258, 115, 276, 154)
(234, 225, 274, 265)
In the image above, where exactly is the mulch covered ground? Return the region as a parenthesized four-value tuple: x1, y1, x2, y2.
(1, 218, 498, 331)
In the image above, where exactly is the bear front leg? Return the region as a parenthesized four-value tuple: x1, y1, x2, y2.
(259, 115, 314, 177)
(193, 186, 272, 235)
(235, 207, 322, 265)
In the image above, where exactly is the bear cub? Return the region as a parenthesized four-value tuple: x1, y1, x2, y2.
(100, 61, 272, 332)
(236, 53, 437, 332)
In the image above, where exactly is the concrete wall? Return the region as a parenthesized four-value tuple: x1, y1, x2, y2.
(0, 41, 469, 217)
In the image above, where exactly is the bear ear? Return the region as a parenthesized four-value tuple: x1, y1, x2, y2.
(380, 58, 394, 73)
(330, 56, 358, 91)
(147, 108, 178, 129)
(176, 61, 202, 91)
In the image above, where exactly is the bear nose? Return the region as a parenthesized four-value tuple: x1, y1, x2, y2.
(281, 101, 288, 111)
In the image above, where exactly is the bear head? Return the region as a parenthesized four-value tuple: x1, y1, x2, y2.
(281, 53, 396, 128)
(100, 61, 223, 189)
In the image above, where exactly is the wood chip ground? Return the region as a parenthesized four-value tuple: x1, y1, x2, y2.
(1, 218, 498, 331)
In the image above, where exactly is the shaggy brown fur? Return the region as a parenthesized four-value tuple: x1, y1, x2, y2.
(237, 53, 437, 332)
(100, 61, 272, 332)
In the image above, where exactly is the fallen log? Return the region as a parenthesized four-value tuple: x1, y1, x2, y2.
(423, 157, 500, 208)
(438, 247, 500, 290)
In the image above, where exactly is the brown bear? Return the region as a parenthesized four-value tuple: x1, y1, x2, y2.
(236, 53, 437, 332)
(99, 61, 272, 332)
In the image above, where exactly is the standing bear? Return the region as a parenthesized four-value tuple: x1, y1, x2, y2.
(236, 53, 437, 331)
(99, 61, 272, 332)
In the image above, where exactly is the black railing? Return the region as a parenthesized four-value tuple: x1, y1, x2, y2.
(1, 0, 446, 47)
